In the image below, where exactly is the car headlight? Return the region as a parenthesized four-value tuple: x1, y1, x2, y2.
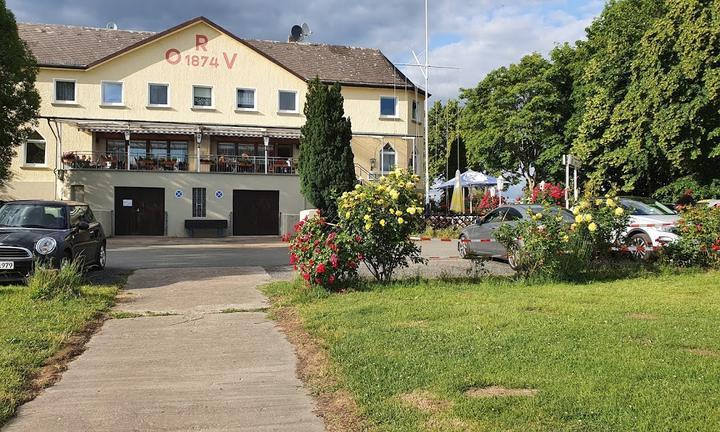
(35, 237, 57, 255)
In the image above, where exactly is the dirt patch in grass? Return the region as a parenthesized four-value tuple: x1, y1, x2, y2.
(465, 386, 538, 398)
(399, 390, 452, 413)
(424, 416, 473, 431)
(27, 313, 107, 396)
(626, 313, 658, 320)
(272, 306, 366, 432)
(686, 348, 720, 358)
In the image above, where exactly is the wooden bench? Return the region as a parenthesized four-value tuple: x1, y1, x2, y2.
(184, 219, 228, 237)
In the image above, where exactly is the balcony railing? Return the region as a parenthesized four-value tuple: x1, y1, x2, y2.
(61, 151, 297, 175)
(203, 155, 296, 175)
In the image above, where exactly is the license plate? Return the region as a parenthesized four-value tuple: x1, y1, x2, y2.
(0, 261, 14, 270)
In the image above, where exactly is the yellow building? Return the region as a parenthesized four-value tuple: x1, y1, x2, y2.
(8, 16, 425, 236)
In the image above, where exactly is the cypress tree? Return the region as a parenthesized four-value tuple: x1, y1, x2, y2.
(299, 78, 355, 220)
(0, 0, 40, 186)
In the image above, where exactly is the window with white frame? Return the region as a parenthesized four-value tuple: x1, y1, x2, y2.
(54, 80, 76, 103)
(192, 188, 206, 217)
(412, 100, 419, 121)
(236, 88, 256, 110)
(148, 83, 169, 106)
(380, 96, 397, 117)
(25, 131, 47, 166)
(380, 143, 396, 174)
(193, 86, 213, 108)
(101, 81, 123, 105)
(278, 90, 297, 112)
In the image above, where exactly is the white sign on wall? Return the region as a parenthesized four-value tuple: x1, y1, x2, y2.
(122, 199, 133, 207)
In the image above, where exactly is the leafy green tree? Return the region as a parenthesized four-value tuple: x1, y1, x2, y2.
(0, 0, 40, 186)
(569, 0, 667, 193)
(427, 99, 464, 181)
(596, 0, 720, 194)
(460, 53, 565, 190)
(299, 78, 355, 219)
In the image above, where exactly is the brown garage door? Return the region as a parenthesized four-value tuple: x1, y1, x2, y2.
(114, 187, 165, 235)
(233, 190, 279, 235)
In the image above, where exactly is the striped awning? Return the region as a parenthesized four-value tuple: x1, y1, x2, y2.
(69, 120, 300, 139)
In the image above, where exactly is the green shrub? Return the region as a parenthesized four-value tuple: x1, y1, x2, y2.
(495, 195, 630, 280)
(338, 169, 426, 282)
(28, 260, 84, 300)
(660, 206, 720, 268)
(288, 215, 361, 290)
(653, 176, 720, 203)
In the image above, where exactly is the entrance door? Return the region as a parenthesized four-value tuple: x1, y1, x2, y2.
(114, 187, 165, 235)
(233, 190, 279, 235)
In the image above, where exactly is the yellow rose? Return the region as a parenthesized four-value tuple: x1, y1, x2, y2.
(389, 208, 396, 215)
(397, 217, 404, 225)
(364, 223, 372, 231)
(606, 198, 616, 208)
(406, 207, 416, 215)
(345, 211, 351, 219)
(363, 214, 371, 221)
(355, 184, 361, 190)
(584, 214, 592, 222)
(389, 190, 400, 200)
(614, 207, 624, 216)
(588, 222, 597, 232)
(572, 207, 580, 216)
(562, 235, 570, 243)
(580, 201, 590, 209)
(595, 199, 603, 206)
(575, 215, 583, 223)
(571, 223, 577, 230)
(536, 213, 543, 219)
(379, 219, 386, 227)
(395, 210, 403, 217)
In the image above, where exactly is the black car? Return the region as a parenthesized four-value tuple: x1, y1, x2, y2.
(0, 200, 106, 281)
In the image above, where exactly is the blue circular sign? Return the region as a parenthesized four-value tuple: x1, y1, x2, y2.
(215, 190, 224, 199)
(175, 190, 183, 199)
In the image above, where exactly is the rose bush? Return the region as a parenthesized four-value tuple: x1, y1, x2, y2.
(338, 169, 426, 282)
(288, 215, 362, 290)
(495, 194, 630, 279)
(526, 182, 566, 206)
(660, 205, 720, 268)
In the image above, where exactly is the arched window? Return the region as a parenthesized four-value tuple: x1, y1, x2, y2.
(25, 131, 47, 166)
(380, 143, 396, 174)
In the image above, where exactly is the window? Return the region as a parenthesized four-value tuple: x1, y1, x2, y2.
(25, 131, 46, 166)
(484, 209, 508, 224)
(504, 208, 523, 221)
(278, 90, 297, 112)
(380, 143, 396, 174)
(148, 83, 169, 106)
(101, 81, 123, 105)
(192, 188, 206, 217)
(69, 205, 88, 227)
(236, 88, 256, 110)
(116, 140, 189, 170)
(54, 79, 76, 103)
(380, 96, 397, 117)
(412, 100, 419, 121)
(193, 86, 213, 108)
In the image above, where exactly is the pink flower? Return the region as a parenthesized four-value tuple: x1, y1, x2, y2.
(302, 272, 310, 281)
(290, 253, 298, 264)
(317, 263, 326, 274)
(330, 254, 339, 268)
(328, 275, 336, 284)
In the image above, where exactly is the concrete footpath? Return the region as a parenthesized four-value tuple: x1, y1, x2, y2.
(4, 267, 324, 432)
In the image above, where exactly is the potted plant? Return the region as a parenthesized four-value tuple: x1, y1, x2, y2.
(61, 151, 76, 164)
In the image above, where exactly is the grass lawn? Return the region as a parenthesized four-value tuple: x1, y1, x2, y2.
(265, 271, 720, 431)
(0, 284, 117, 424)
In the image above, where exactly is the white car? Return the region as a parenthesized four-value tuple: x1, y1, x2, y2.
(619, 196, 679, 257)
(698, 199, 720, 208)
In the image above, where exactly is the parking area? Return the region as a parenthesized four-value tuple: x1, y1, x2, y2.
(95, 236, 512, 283)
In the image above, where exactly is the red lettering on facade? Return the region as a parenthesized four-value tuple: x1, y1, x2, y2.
(195, 34, 208, 51)
(165, 48, 181, 64)
(223, 52, 237, 69)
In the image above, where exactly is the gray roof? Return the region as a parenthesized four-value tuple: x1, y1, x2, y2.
(17, 17, 422, 93)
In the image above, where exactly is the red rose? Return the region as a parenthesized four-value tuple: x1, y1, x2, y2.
(330, 254, 339, 268)
(302, 272, 310, 281)
(317, 263, 326, 274)
(290, 253, 297, 264)
(328, 275, 335, 284)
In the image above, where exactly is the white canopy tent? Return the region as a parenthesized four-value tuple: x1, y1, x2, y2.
(432, 169, 498, 190)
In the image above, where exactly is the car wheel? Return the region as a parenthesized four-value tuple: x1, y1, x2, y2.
(96, 243, 106, 270)
(629, 233, 653, 260)
(507, 251, 519, 270)
(458, 234, 469, 259)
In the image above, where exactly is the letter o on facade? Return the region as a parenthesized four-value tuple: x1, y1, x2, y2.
(165, 48, 181, 65)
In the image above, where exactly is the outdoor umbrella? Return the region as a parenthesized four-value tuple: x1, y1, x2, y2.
(449, 170, 464, 213)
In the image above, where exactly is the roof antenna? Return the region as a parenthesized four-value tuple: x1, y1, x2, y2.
(106, 22, 118, 30)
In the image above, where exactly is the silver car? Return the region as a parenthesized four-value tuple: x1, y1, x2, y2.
(458, 204, 574, 266)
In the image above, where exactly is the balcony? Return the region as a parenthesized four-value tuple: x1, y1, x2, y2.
(61, 151, 297, 175)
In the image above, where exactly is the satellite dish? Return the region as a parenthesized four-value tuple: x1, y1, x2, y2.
(301, 23, 312, 37)
(289, 25, 303, 42)
(289, 23, 312, 42)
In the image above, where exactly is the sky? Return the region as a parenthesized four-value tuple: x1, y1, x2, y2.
(8, 0, 605, 101)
